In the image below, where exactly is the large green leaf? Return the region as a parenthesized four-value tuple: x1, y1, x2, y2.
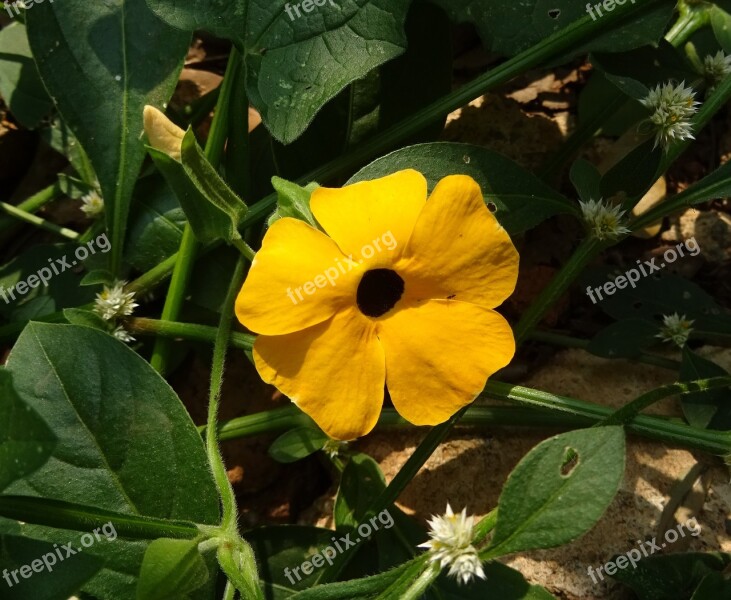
(486, 427, 625, 557)
(25, 0, 190, 272)
(431, 0, 674, 58)
(0, 22, 53, 129)
(0, 370, 55, 493)
(146, 0, 413, 143)
(0, 521, 103, 600)
(1, 323, 219, 600)
(349, 142, 578, 234)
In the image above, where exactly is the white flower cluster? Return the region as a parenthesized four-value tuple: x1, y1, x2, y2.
(419, 504, 486, 585)
(640, 82, 700, 150)
(578, 199, 631, 241)
(80, 190, 104, 218)
(703, 50, 731, 87)
(656, 313, 694, 347)
(93, 281, 138, 343)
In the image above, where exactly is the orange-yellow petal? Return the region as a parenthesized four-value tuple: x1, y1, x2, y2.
(310, 170, 427, 267)
(253, 307, 385, 440)
(377, 300, 515, 426)
(236, 218, 361, 336)
(395, 175, 519, 308)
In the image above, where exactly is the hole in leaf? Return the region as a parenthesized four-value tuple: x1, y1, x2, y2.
(632, 301, 643, 310)
(560, 447, 579, 477)
(487, 202, 497, 213)
(548, 8, 560, 19)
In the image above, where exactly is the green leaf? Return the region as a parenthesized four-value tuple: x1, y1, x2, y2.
(690, 572, 731, 600)
(149, 128, 249, 246)
(62, 308, 109, 332)
(245, 525, 341, 595)
(146, 0, 413, 143)
(434, 562, 557, 599)
(570, 158, 601, 203)
(125, 174, 186, 272)
(680, 348, 731, 430)
(591, 41, 699, 96)
(0, 244, 96, 321)
(25, 0, 191, 272)
(0, 22, 53, 129)
(267, 178, 319, 229)
(79, 270, 117, 287)
(583, 270, 731, 335)
(136, 538, 209, 600)
(430, 0, 674, 57)
(289, 560, 413, 600)
(349, 143, 578, 234)
(2, 323, 220, 599)
(610, 552, 731, 600)
(334, 454, 386, 530)
(268, 427, 328, 464)
(57, 173, 95, 200)
(578, 72, 645, 137)
(486, 426, 625, 557)
(0, 523, 103, 600)
(710, 5, 731, 53)
(600, 138, 662, 202)
(587, 318, 660, 359)
(0, 370, 55, 493)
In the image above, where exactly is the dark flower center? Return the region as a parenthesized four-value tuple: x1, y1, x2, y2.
(356, 269, 405, 317)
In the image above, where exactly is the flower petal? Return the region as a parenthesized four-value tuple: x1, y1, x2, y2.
(236, 218, 361, 335)
(254, 307, 385, 440)
(377, 300, 515, 426)
(310, 170, 427, 267)
(395, 175, 519, 308)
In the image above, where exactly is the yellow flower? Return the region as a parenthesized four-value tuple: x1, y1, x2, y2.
(235, 170, 519, 440)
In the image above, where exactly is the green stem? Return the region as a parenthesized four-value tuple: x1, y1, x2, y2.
(232, 238, 256, 261)
(0, 182, 63, 235)
(0, 202, 79, 240)
(513, 238, 603, 343)
(149, 48, 243, 374)
(528, 330, 681, 370)
(126, 317, 255, 350)
(600, 376, 731, 426)
(473, 507, 499, 545)
(206, 258, 248, 532)
(482, 380, 731, 456)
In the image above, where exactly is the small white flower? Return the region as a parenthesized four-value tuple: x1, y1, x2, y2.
(579, 198, 631, 241)
(419, 504, 486, 586)
(640, 82, 700, 150)
(94, 281, 139, 321)
(322, 439, 347, 459)
(656, 313, 694, 347)
(80, 190, 104, 218)
(111, 325, 135, 343)
(704, 51, 731, 86)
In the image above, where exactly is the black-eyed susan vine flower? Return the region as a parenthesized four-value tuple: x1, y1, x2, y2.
(236, 170, 519, 440)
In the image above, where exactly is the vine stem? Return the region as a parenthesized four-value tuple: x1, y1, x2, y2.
(150, 48, 243, 374)
(0, 181, 63, 236)
(206, 258, 247, 532)
(0, 202, 79, 240)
